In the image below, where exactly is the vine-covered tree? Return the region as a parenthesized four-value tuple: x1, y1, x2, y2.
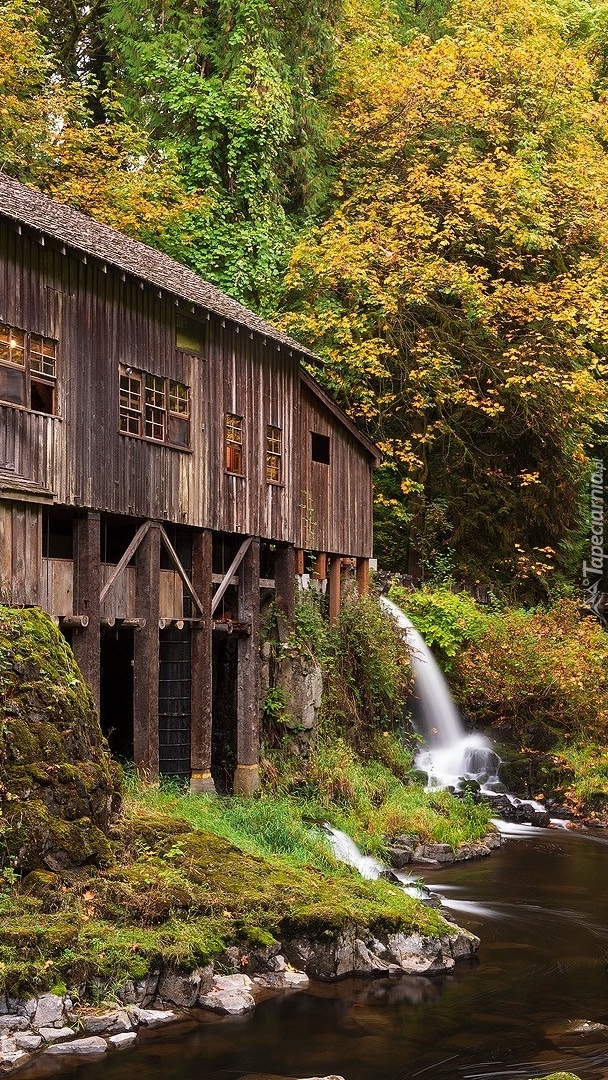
(279, 0, 608, 594)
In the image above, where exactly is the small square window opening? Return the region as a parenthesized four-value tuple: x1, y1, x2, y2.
(311, 431, 330, 464)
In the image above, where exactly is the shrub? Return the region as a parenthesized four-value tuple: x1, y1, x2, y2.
(388, 585, 489, 670)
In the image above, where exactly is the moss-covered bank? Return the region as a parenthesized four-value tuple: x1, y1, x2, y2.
(0, 605, 489, 1001)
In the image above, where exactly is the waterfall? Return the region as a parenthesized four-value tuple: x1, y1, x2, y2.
(380, 595, 568, 827)
(379, 595, 501, 794)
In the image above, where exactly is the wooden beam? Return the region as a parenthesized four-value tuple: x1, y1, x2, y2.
(274, 544, 296, 624)
(133, 523, 161, 776)
(356, 557, 370, 597)
(211, 537, 253, 616)
(234, 538, 261, 795)
(329, 555, 342, 627)
(159, 524, 205, 616)
(99, 520, 151, 604)
(190, 529, 214, 792)
(312, 552, 327, 582)
(71, 512, 101, 711)
(295, 549, 305, 576)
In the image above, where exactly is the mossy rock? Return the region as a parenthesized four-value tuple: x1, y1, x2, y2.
(0, 606, 121, 873)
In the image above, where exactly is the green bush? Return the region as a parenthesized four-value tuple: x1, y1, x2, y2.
(388, 586, 489, 670)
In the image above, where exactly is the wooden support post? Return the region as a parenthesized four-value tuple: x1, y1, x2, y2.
(356, 557, 370, 597)
(190, 529, 215, 794)
(71, 512, 101, 711)
(312, 552, 327, 582)
(295, 548, 305, 576)
(329, 555, 342, 627)
(133, 521, 161, 777)
(274, 544, 296, 624)
(234, 537, 261, 795)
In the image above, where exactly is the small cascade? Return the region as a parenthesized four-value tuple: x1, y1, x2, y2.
(380, 595, 565, 827)
(320, 823, 429, 901)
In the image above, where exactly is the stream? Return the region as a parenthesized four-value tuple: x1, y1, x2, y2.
(62, 822, 608, 1080)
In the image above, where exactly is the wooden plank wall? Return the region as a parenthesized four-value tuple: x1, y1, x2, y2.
(0, 501, 42, 605)
(299, 383, 374, 559)
(0, 219, 302, 544)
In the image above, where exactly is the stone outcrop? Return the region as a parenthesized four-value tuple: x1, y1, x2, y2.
(0, 608, 121, 875)
(282, 925, 479, 981)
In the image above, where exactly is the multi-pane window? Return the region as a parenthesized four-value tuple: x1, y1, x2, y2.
(266, 425, 282, 483)
(0, 322, 57, 415)
(144, 374, 166, 441)
(225, 413, 244, 474)
(119, 364, 190, 448)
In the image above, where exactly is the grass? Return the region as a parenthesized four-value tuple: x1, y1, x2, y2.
(0, 780, 457, 1000)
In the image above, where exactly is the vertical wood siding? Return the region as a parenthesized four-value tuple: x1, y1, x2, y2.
(1, 218, 373, 556)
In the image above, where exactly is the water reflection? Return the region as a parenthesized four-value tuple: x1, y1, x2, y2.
(52, 828, 608, 1080)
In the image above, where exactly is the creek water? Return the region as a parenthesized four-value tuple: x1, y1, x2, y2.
(63, 824, 608, 1080)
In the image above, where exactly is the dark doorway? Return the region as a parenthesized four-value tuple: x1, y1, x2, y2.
(100, 628, 134, 762)
(159, 627, 192, 780)
(211, 633, 238, 793)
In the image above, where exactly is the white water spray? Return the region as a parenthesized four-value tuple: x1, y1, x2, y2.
(380, 596, 500, 793)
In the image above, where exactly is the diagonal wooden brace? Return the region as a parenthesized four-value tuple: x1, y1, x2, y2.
(211, 537, 253, 616)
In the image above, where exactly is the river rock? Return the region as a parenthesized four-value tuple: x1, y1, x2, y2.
(38, 1026, 76, 1042)
(43, 1036, 108, 1056)
(253, 970, 310, 990)
(284, 924, 479, 980)
(32, 993, 69, 1030)
(0, 1016, 29, 1033)
(0, 1036, 29, 1068)
(108, 1032, 138, 1050)
(82, 1010, 132, 1035)
(129, 1007, 176, 1027)
(199, 974, 256, 1015)
(157, 967, 212, 1008)
(13, 1034, 43, 1051)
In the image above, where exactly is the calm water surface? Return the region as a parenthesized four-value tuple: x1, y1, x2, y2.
(65, 825, 608, 1080)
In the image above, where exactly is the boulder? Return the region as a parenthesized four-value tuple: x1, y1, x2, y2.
(32, 993, 66, 1030)
(129, 1007, 176, 1027)
(108, 1032, 138, 1050)
(0, 608, 121, 875)
(43, 1036, 107, 1056)
(199, 974, 256, 1015)
(82, 1010, 132, 1035)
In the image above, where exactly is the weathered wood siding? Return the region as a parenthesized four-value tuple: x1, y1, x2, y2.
(0, 501, 42, 605)
(299, 383, 374, 558)
(0, 221, 300, 542)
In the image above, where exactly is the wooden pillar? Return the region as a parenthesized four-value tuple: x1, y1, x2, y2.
(356, 557, 370, 597)
(133, 521, 161, 777)
(234, 537, 261, 796)
(71, 511, 101, 711)
(329, 555, 342, 627)
(312, 552, 327, 582)
(190, 529, 215, 793)
(295, 548, 305, 576)
(274, 543, 296, 624)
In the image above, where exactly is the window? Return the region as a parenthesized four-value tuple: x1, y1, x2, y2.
(311, 431, 330, 464)
(266, 425, 282, 483)
(119, 364, 190, 448)
(225, 413, 244, 474)
(0, 322, 57, 414)
(176, 314, 205, 355)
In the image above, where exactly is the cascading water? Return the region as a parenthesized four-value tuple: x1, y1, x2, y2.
(379, 596, 501, 794)
(379, 595, 566, 826)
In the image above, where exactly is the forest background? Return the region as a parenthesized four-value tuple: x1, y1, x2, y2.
(3, 0, 608, 598)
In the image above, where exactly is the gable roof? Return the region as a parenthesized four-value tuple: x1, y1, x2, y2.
(0, 175, 380, 465)
(0, 175, 315, 358)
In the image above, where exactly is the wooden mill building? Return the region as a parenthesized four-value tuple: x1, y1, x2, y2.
(0, 176, 379, 793)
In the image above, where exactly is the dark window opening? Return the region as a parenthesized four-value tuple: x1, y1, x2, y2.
(311, 432, 330, 464)
(100, 515, 142, 565)
(176, 314, 206, 355)
(100, 628, 134, 763)
(42, 507, 74, 559)
(211, 634, 238, 794)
